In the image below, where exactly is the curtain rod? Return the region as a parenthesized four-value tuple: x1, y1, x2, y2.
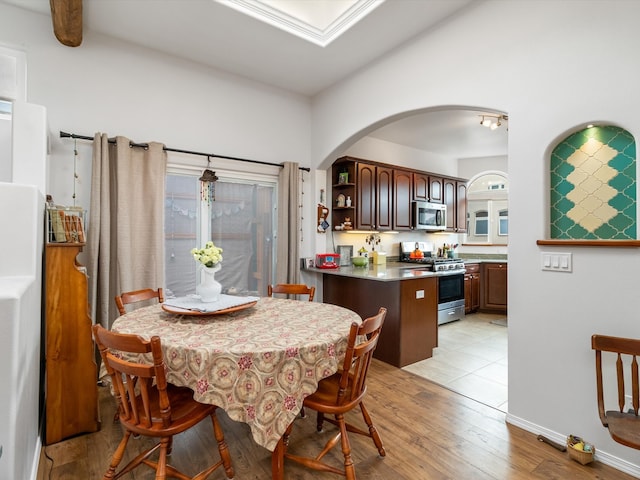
(59, 131, 311, 172)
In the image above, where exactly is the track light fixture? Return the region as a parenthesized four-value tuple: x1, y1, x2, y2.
(479, 114, 508, 130)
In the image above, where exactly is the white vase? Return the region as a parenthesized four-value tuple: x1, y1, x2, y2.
(197, 264, 222, 302)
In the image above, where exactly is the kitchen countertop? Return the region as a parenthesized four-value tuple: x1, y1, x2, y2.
(306, 262, 454, 282)
(305, 257, 507, 282)
(459, 258, 508, 264)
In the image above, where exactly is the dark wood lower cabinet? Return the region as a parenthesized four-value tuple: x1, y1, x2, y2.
(480, 262, 508, 313)
(323, 275, 437, 367)
(464, 263, 480, 314)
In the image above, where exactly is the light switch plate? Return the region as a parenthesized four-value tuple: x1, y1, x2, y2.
(541, 252, 572, 272)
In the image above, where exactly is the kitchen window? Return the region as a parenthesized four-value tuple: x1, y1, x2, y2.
(164, 165, 277, 298)
(498, 209, 508, 236)
(474, 210, 489, 236)
(464, 171, 508, 245)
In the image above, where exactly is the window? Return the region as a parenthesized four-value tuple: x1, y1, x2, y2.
(464, 171, 508, 245)
(474, 210, 489, 236)
(165, 168, 277, 298)
(498, 209, 508, 236)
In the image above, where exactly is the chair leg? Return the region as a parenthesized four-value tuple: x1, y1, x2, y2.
(155, 437, 171, 479)
(211, 412, 235, 479)
(359, 401, 385, 456)
(103, 430, 132, 479)
(337, 414, 356, 480)
(316, 411, 325, 432)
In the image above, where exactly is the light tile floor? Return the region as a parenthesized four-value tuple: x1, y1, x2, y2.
(402, 312, 508, 412)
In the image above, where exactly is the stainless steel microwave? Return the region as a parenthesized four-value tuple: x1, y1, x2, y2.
(413, 201, 447, 231)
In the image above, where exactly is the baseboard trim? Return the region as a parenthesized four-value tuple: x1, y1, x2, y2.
(506, 413, 640, 478)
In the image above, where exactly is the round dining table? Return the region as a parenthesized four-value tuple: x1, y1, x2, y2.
(111, 296, 360, 479)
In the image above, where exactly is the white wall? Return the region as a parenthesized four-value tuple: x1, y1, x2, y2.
(311, 0, 640, 475)
(0, 3, 312, 209)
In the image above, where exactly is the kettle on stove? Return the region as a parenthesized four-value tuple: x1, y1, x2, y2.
(409, 242, 424, 259)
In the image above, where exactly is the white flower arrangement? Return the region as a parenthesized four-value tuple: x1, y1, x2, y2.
(191, 241, 223, 268)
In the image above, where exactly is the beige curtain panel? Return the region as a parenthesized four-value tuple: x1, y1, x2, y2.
(87, 134, 167, 328)
(276, 162, 300, 285)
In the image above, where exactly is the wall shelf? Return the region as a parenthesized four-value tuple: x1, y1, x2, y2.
(537, 239, 640, 247)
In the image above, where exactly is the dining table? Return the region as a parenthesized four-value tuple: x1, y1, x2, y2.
(110, 295, 361, 479)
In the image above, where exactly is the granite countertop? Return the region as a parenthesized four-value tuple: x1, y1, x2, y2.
(305, 258, 507, 282)
(459, 258, 508, 264)
(307, 262, 448, 282)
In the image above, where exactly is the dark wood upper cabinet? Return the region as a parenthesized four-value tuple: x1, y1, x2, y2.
(429, 176, 444, 203)
(333, 156, 466, 233)
(394, 169, 413, 230)
(376, 166, 393, 231)
(413, 172, 429, 201)
(443, 178, 467, 233)
(357, 162, 376, 230)
(456, 181, 467, 234)
(444, 178, 456, 231)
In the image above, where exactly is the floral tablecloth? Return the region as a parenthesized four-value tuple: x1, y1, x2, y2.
(111, 297, 360, 451)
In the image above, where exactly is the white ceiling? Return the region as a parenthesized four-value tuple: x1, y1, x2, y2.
(3, 0, 508, 159)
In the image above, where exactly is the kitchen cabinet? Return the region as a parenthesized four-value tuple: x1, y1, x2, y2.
(429, 175, 444, 203)
(331, 156, 466, 233)
(393, 169, 413, 230)
(322, 275, 438, 367)
(354, 160, 392, 231)
(457, 181, 468, 233)
(444, 177, 468, 233)
(413, 172, 429, 201)
(45, 244, 100, 445)
(480, 262, 508, 313)
(464, 263, 480, 313)
(333, 157, 392, 231)
(331, 161, 356, 231)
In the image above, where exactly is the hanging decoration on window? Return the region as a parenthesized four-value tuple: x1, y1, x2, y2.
(199, 156, 218, 205)
(300, 170, 305, 242)
(72, 137, 79, 206)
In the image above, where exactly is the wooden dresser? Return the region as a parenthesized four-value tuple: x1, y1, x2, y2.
(45, 244, 100, 445)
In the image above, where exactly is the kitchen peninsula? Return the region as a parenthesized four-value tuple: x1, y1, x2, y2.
(307, 263, 440, 367)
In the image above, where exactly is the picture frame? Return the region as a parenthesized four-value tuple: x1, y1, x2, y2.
(337, 245, 353, 266)
(338, 172, 349, 184)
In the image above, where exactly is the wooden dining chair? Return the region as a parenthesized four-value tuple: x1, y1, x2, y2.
(283, 307, 387, 480)
(92, 324, 235, 480)
(267, 283, 315, 302)
(592, 334, 640, 450)
(115, 287, 164, 315)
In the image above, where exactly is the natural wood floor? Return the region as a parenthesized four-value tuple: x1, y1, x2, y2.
(38, 359, 634, 479)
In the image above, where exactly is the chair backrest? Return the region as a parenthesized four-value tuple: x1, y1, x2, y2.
(592, 334, 640, 449)
(115, 287, 165, 315)
(93, 324, 172, 429)
(267, 283, 315, 302)
(338, 307, 387, 405)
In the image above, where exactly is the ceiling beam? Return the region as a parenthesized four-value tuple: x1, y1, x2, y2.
(49, 0, 83, 47)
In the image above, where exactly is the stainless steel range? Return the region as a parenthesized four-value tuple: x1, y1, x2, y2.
(399, 242, 465, 325)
